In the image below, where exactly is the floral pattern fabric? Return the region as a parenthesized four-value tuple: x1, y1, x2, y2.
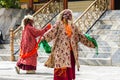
(44, 21, 95, 70)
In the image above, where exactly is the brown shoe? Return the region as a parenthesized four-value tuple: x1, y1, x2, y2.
(15, 66, 20, 74)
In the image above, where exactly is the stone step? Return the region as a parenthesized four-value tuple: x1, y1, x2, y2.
(100, 10, 120, 20)
(79, 57, 112, 66)
(68, 1, 94, 12)
(0, 54, 112, 66)
(85, 10, 120, 66)
(0, 48, 116, 66)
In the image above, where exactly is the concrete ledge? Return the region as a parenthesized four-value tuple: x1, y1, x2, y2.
(79, 57, 112, 66)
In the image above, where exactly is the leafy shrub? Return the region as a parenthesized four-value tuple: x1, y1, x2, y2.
(0, 0, 20, 8)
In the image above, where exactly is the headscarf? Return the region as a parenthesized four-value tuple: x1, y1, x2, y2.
(21, 14, 34, 30)
(57, 9, 73, 37)
(57, 9, 73, 23)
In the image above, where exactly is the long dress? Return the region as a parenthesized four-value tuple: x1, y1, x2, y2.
(43, 21, 95, 80)
(54, 24, 75, 80)
(17, 24, 46, 70)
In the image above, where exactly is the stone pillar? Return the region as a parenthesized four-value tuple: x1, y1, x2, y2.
(63, 0, 68, 9)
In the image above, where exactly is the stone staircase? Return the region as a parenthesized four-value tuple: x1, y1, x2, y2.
(78, 10, 120, 66)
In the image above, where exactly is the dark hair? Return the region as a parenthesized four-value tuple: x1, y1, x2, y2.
(24, 18, 33, 26)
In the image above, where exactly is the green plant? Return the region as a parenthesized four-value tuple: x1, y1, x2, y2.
(0, 0, 20, 8)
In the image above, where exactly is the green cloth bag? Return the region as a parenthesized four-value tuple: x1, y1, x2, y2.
(84, 34, 98, 55)
(38, 40, 51, 53)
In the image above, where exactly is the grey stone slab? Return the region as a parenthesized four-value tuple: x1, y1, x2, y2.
(79, 58, 111, 66)
(0, 61, 120, 80)
(112, 48, 120, 65)
(98, 25, 112, 29)
(0, 78, 21, 80)
(0, 44, 5, 49)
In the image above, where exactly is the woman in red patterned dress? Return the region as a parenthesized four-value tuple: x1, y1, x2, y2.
(15, 14, 50, 74)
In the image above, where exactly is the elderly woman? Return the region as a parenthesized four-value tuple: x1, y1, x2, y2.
(15, 14, 50, 74)
(42, 9, 96, 80)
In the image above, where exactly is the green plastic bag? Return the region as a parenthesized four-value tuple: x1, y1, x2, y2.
(84, 34, 98, 55)
(38, 40, 51, 53)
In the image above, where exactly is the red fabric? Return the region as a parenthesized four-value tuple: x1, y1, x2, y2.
(17, 52, 38, 69)
(54, 51, 75, 80)
(20, 23, 51, 59)
(20, 24, 44, 55)
(17, 60, 36, 70)
(17, 24, 50, 68)
(19, 43, 38, 59)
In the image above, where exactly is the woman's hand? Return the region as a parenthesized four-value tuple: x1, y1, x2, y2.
(44, 23, 51, 32)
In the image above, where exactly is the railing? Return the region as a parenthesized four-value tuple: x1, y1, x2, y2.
(74, 0, 108, 34)
(10, 0, 63, 61)
(73, 0, 108, 61)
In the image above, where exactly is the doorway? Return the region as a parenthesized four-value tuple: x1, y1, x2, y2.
(114, 0, 120, 9)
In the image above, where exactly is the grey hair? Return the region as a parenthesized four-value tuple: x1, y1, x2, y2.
(21, 14, 34, 30)
(57, 9, 73, 23)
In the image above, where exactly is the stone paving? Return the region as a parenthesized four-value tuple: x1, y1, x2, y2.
(0, 61, 120, 80)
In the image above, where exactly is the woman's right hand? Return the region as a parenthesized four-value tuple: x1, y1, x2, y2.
(44, 23, 51, 32)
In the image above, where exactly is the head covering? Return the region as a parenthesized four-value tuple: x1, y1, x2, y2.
(57, 9, 74, 38)
(57, 9, 73, 23)
(21, 14, 34, 30)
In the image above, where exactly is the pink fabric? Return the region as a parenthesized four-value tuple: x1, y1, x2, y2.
(54, 51, 75, 80)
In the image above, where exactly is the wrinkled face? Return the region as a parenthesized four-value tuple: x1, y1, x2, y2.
(62, 10, 72, 21)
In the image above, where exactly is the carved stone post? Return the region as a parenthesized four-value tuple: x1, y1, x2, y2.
(10, 28, 15, 61)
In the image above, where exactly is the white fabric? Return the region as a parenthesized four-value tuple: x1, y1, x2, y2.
(21, 14, 34, 30)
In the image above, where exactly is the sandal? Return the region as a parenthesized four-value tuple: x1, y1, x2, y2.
(15, 66, 20, 74)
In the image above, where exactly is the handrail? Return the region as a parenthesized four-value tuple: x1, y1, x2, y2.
(73, 0, 108, 58)
(33, 0, 52, 17)
(74, 0, 107, 33)
(13, 0, 53, 34)
(14, 0, 53, 34)
(13, 26, 22, 34)
(74, 0, 97, 23)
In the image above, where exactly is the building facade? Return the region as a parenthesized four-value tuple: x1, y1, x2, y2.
(19, 0, 120, 11)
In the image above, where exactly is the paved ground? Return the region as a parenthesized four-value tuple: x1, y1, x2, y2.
(0, 61, 120, 80)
